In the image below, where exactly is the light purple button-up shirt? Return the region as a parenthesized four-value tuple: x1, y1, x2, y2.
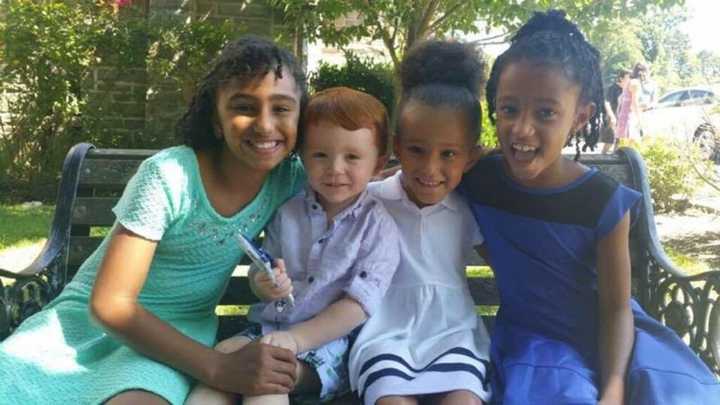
(248, 187, 401, 331)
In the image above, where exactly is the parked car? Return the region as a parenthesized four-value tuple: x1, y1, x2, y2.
(641, 86, 720, 162)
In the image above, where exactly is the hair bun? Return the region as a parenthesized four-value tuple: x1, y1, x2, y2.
(400, 40, 484, 96)
(512, 9, 584, 43)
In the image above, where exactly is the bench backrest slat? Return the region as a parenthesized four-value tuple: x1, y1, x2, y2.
(68, 236, 103, 268)
(72, 197, 119, 226)
(80, 159, 147, 188)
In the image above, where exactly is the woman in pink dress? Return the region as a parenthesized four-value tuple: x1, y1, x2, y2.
(615, 64, 643, 140)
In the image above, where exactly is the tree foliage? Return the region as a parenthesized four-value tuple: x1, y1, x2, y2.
(309, 53, 396, 112)
(271, 0, 683, 72)
(589, 4, 720, 93)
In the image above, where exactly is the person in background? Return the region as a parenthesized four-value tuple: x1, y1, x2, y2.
(615, 64, 643, 142)
(634, 62, 657, 111)
(601, 69, 630, 154)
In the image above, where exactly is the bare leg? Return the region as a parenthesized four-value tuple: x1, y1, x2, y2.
(106, 390, 170, 405)
(291, 360, 321, 395)
(427, 389, 484, 405)
(377, 395, 419, 405)
(243, 393, 289, 405)
(601, 142, 612, 154)
(184, 336, 252, 405)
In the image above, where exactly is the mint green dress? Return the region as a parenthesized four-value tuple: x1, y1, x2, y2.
(0, 146, 305, 404)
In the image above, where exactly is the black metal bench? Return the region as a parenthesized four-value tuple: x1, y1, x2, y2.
(1, 142, 718, 378)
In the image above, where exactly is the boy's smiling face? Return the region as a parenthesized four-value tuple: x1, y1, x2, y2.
(301, 121, 384, 219)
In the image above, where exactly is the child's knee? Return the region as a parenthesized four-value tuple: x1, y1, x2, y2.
(214, 336, 251, 353)
(185, 385, 235, 405)
(437, 390, 484, 405)
(376, 395, 418, 405)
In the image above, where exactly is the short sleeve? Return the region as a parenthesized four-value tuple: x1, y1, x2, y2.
(112, 158, 176, 241)
(595, 184, 642, 240)
(464, 201, 484, 247)
(344, 205, 400, 316)
(457, 191, 485, 248)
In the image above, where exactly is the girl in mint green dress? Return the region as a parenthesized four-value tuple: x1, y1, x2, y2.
(0, 36, 308, 405)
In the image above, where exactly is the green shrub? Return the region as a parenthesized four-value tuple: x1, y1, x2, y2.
(309, 53, 396, 113)
(479, 100, 497, 149)
(1, 0, 108, 190)
(0, 1, 239, 200)
(633, 137, 709, 213)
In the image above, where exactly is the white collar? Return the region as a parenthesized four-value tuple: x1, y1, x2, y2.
(302, 185, 370, 221)
(375, 171, 460, 212)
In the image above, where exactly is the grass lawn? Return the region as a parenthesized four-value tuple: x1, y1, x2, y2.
(0, 204, 54, 250)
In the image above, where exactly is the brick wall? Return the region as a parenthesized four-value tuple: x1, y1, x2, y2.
(0, 0, 287, 146)
(0, 84, 12, 139)
(139, 1, 284, 146)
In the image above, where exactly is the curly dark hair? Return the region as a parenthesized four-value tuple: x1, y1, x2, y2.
(397, 39, 486, 141)
(177, 35, 308, 150)
(486, 9, 605, 159)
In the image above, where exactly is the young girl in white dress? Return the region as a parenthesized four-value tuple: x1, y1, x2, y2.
(348, 39, 492, 405)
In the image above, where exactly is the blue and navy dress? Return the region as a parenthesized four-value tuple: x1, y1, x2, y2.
(460, 155, 720, 405)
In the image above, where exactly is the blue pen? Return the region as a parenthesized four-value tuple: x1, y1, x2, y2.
(237, 233, 295, 311)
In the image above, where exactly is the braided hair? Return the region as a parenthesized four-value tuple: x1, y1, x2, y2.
(177, 35, 308, 151)
(486, 10, 604, 159)
(397, 39, 485, 141)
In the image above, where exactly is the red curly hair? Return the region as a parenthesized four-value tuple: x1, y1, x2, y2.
(302, 87, 390, 156)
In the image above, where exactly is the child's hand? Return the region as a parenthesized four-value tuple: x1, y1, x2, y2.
(251, 258, 293, 302)
(260, 331, 299, 354)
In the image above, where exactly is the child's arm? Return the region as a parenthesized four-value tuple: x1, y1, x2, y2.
(91, 226, 297, 395)
(604, 101, 617, 127)
(247, 212, 294, 302)
(263, 296, 367, 353)
(630, 81, 642, 116)
(596, 212, 634, 404)
(264, 204, 401, 353)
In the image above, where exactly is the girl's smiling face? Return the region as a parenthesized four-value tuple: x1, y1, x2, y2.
(396, 102, 479, 207)
(494, 61, 594, 188)
(214, 69, 301, 174)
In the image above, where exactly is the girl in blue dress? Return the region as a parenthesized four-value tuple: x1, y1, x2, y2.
(460, 10, 720, 405)
(0, 36, 307, 404)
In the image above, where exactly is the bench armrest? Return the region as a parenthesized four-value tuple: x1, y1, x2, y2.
(618, 147, 720, 375)
(649, 259, 720, 376)
(0, 143, 95, 339)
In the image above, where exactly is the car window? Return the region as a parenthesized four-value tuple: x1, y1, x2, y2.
(657, 91, 686, 107)
(689, 90, 715, 105)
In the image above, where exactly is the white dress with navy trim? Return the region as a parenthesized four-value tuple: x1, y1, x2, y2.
(348, 172, 492, 404)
